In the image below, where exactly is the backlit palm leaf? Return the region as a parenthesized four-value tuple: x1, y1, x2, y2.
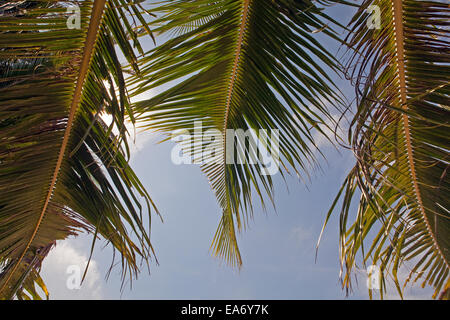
(326, 0, 450, 298)
(0, 0, 157, 299)
(131, 0, 343, 266)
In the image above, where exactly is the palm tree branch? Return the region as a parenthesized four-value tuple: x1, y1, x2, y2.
(392, 0, 449, 272)
(0, 0, 158, 299)
(215, 0, 251, 267)
(327, 0, 450, 298)
(131, 0, 343, 267)
(0, 0, 108, 294)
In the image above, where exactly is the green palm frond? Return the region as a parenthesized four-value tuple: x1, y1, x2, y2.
(131, 0, 343, 266)
(327, 0, 450, 298)
(0, 0, 157, 299)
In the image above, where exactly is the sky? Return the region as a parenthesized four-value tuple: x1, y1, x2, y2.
(39, 2, 433, 300)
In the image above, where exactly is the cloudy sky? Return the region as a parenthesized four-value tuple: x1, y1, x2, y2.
(40, 3, 433, 300)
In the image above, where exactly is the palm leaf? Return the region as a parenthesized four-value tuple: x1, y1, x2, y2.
(131, 0, 344, 266)
(0, 0, 157, 299)
(327, 0, 450, 298)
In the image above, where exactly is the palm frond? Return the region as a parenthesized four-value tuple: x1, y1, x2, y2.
(328, 0, 450, 298)
(0, 0, 157, 299)
(131, 0, 343, 266)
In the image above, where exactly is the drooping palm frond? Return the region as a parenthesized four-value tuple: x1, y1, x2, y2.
(131, 0, 344, 266)
(325, 0, 450, 298)
(0, 0, 157, 299)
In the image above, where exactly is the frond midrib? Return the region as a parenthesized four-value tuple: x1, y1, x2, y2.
(222, 0, 251, 133)
(391, 0, 449, 269)
(212, 0, 252, 267)
(0, 0, 108, 294)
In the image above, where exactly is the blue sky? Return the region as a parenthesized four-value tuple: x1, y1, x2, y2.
(40, 2, 433, 300)
(43, 131, 363, 299)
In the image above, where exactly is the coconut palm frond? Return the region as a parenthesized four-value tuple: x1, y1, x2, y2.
(0, 0, 157, 299)
(327, 0, 450, 298)
(131, 0, 344, 266)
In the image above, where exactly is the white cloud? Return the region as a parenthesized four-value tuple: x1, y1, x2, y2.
(289, 96, 349, 151)
(41, 240, 104, 300)
(291, 225, 313, 245)
(311, 113, 347, 150)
